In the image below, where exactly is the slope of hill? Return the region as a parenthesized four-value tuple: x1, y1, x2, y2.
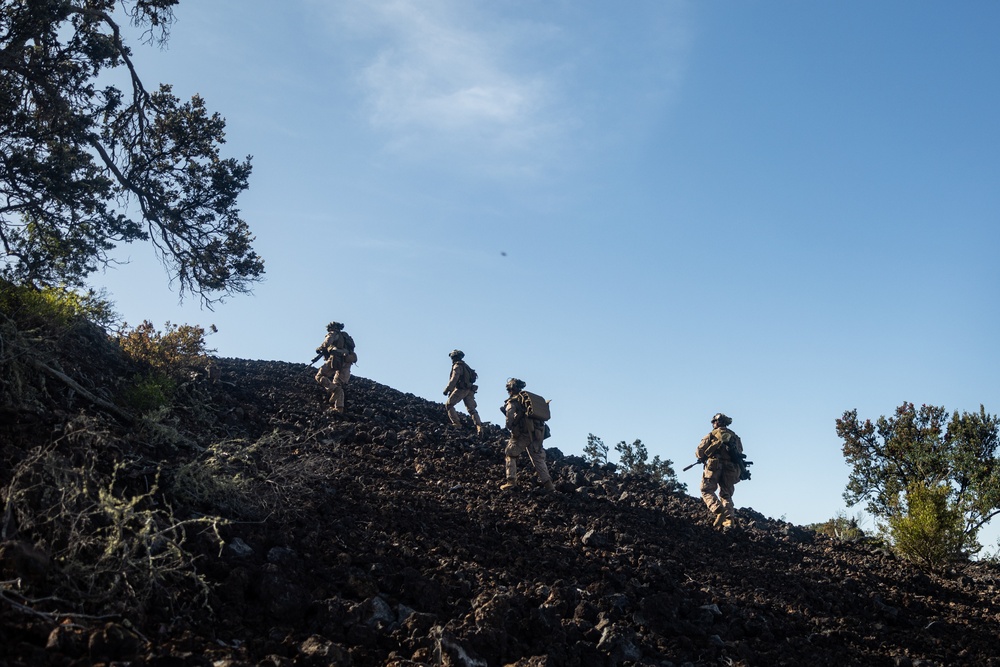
(1, 315, 999, 667)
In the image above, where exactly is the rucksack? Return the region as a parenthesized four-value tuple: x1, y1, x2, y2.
(465, 363, 478, 385)
(518, 391, 551, 421)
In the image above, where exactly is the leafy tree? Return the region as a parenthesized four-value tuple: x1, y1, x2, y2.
(0, 0, 264, 306)
(837, 402, 1000, 558)
(583, 433, 609, 465)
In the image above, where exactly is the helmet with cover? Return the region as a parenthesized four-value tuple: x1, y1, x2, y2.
(711, 413, 732, 427)
(506, 378, 526, 393)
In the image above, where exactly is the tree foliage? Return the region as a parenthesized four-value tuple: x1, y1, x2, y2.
(0, 0, 264, 305)
(583, 433, 609, 465)
(589, 436, 686, 493)
(836, 402, 1000, 558)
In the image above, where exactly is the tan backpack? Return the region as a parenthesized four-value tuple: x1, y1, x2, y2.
(518, 391, 551, 421)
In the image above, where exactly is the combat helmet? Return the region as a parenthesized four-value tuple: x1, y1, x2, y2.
(449, 349, 465, 360)
(327, 321, 344, 332)
(506, 378, 526, 393)
(711, 413, 732, 427)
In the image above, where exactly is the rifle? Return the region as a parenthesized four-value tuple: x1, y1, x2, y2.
(682, 458, 705, 472)
(309, 351, 325, 365)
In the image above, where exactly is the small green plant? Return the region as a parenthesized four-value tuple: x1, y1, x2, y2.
(120, 372, 177, 414)
(886, 481, 974, 569)
(808, 510, 868, 541)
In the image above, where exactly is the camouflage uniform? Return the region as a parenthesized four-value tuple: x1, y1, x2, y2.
(501, 380, 552, 490)
(696, 413, 743, 529)
(443, 351, 482, 431)
(314, 324, 356, 413)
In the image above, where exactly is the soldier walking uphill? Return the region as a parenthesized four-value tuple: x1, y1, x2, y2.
(500, 378, 554, 492)
(314, 321, 357, 414)
(443, 350, 484, 435)
(695, 413, 744, 531)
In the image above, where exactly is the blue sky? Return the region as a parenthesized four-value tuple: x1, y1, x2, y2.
(93, 1, 1000, 548)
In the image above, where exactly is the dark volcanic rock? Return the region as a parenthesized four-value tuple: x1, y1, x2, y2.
(2, 338, 1000, 667)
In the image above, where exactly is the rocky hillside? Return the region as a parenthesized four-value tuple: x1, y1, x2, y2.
(2, 314, 1000, 667)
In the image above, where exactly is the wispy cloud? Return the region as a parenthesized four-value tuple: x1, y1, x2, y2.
(319, 0, 567, 170)
(313, 0, 692, 175)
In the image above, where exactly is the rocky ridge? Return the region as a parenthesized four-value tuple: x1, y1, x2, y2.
(1, 325, 999, 666)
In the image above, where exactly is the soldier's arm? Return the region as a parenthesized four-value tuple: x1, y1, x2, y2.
(505, 398, 525, 430)
(695, 433, 716, 460)
(445, 365, 460, 393)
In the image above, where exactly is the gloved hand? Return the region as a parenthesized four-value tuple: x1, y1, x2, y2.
(443, 389, 449, 396)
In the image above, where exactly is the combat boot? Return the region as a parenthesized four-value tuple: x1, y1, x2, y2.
(500, 477, 517, 490)
(476, 424, 484, 436)
(711, 507, 726, 530)
(542, 481, 555, 493)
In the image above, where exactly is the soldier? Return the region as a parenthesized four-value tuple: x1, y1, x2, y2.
(314, 321, 357, 414)
(443, 350, 484, 435)
(695, 412, 744, 531)
(500, 378, 554, 492)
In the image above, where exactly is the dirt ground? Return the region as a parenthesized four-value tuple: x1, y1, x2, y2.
(2, 343, 1000, 666)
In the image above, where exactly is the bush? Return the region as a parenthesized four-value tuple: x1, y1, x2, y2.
(1, 420, 221, 619)
(886, 481, 973, 569)
(0, 280, 118, 330)
(120, 372, 177, 414)
(116, 320, 215, 372)
(808, 511, 868, 542)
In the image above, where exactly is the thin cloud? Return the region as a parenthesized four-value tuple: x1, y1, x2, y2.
(314, 0, 692, 175)
(323, 0, 566, 164)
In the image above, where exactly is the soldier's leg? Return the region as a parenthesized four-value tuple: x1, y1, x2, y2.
(445, 390, 463, 426)
(463, 392, 483, 427)
(700, 467, 723, 514)
(719, 468, 739, 526)
(330, 366, 351, 411)
(315, 366, 333, 391)
(503, 435, 527, 485)
(526, 438, 552, 485)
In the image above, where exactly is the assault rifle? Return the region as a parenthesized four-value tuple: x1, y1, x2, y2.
(683, 456, 754, 479)
(682, 458, 705, 472)
(309, 349, 326, 365)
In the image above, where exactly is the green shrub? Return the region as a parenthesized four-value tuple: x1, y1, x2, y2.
(0, 280, 118, 329)
(886, 481, 973, 569)
(120, 372, 177, 414)
(808, 510, 867, 541)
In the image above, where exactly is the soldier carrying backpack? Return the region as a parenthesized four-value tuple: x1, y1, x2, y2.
(499, 378, 554, 492)
(314, 321, 357, 414)
(443, 349, 483, 435)
(695, 412, 746, 531)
